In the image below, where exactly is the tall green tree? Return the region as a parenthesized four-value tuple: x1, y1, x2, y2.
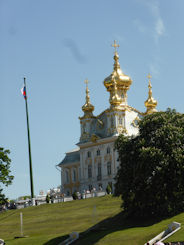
(115, 109, 184, 218)
(0, 148, 14, 204)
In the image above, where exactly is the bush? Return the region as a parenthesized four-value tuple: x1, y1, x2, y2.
(106, 184, 112, 194)
(72, 192, 78, 200)
(46, 195, 50, 203)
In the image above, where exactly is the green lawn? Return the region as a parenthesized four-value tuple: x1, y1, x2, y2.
(0, 195, 184, 245)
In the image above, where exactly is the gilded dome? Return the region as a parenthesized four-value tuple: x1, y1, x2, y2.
(104, 52, 132, 92)
(82, 80, 94, 114)
(145, 77, 157, 114)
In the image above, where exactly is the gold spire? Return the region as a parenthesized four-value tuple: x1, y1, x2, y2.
(104, 40, 132, 107)
(144, 74, 157, 114)
(82, 79, 94, 115)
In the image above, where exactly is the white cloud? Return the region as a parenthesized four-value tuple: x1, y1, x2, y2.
(135, 0, 165, 77)
(147, 0, 165, 43)
(155, 17, 165, 36)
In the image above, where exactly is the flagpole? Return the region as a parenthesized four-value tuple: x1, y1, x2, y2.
(23, 77, 35, 204)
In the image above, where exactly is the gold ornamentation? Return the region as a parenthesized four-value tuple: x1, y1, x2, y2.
(91, 134, 99, 143)
(79, 137, 117, 149)
(104, 40, 132, 107)
(117, 125, 128, 134)
(131, 117, 140, 128)
(80, 132, 90, 141)
(82, 79, 95, 115)
(126, 105, 144, 115)
(111, 40, 120, 53)
(97, 119, 104, 129)
(144, 74, 157, 114)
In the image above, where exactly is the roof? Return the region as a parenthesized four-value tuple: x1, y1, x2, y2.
(58, 148, 80, 166)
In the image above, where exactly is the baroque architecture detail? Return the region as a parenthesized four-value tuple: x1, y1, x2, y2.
(57, 41, 158, 196)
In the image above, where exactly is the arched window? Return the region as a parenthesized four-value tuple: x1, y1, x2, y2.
(107, 147, 110, 154)
(88, 165, 92, 178)
(87, 151, 91, 158)
(111, 117, 114, 127)
(97, 163, 102, 180)
(73, 169, 76, 182)
(83, 123, 86, 133)
(97, 149, 100, 156)
(107, 162, 112, 175)
(65, 170, 69, 184)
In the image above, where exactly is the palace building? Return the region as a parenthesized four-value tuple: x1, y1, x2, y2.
(57, 41, 157, 196)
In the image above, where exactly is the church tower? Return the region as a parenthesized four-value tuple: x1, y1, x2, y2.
(79, 79, 95, 142)
(58, 41, 158, 196)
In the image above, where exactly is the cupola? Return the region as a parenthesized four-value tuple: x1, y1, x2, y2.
(82, 79, 94, 117)
(144, 74, 157, 114)
(104, 40, 132, 107)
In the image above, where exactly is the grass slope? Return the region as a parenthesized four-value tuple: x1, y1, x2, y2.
(0, 195, 183, 245)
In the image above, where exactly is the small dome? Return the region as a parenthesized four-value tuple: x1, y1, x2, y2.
(145, 78, 157, 114)
(82, 81, 94, 115)
(82, 101, 94, 113)
(145, 97, 157, 110)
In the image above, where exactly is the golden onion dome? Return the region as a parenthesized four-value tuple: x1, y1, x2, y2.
(104, 51, 132, 92)
(145, 74, 157, 114)
(82, 79, 94, 114)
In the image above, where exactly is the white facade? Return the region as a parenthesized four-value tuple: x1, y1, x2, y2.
(79, 138, 118, 192)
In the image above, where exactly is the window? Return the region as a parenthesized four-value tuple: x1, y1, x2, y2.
(97, 163, 102, 180)
(88, 165, 92, 178)
(107, 147, 110, 154)
(87, 151, 91, 158)
(73, 169, 76, 182)
(97, 149, 100, 156)
(65, 171, 69, 184)
(119, 117, 122, 125)
(111, 117, 114, 127)
(83, 123, 86, 133)
(107, 162, 112, 175)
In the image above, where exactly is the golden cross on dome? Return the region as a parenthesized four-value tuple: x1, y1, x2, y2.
(112, 40, 120, 53)
(84, 79, 89, 87)
(147, 73, 152, 81)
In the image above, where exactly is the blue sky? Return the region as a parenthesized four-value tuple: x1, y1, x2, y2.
(1, 0, 184, 199)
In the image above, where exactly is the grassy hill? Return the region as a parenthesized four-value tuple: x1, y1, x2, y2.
(0, 195, 184, 245)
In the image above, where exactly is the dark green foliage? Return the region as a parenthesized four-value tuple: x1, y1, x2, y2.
(106, 184, 112, 194)
(72, 192, 78, 200)
(0, 148, 14, 204)
(115, 109, 184, 218)
(46, 194, 50, 203)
